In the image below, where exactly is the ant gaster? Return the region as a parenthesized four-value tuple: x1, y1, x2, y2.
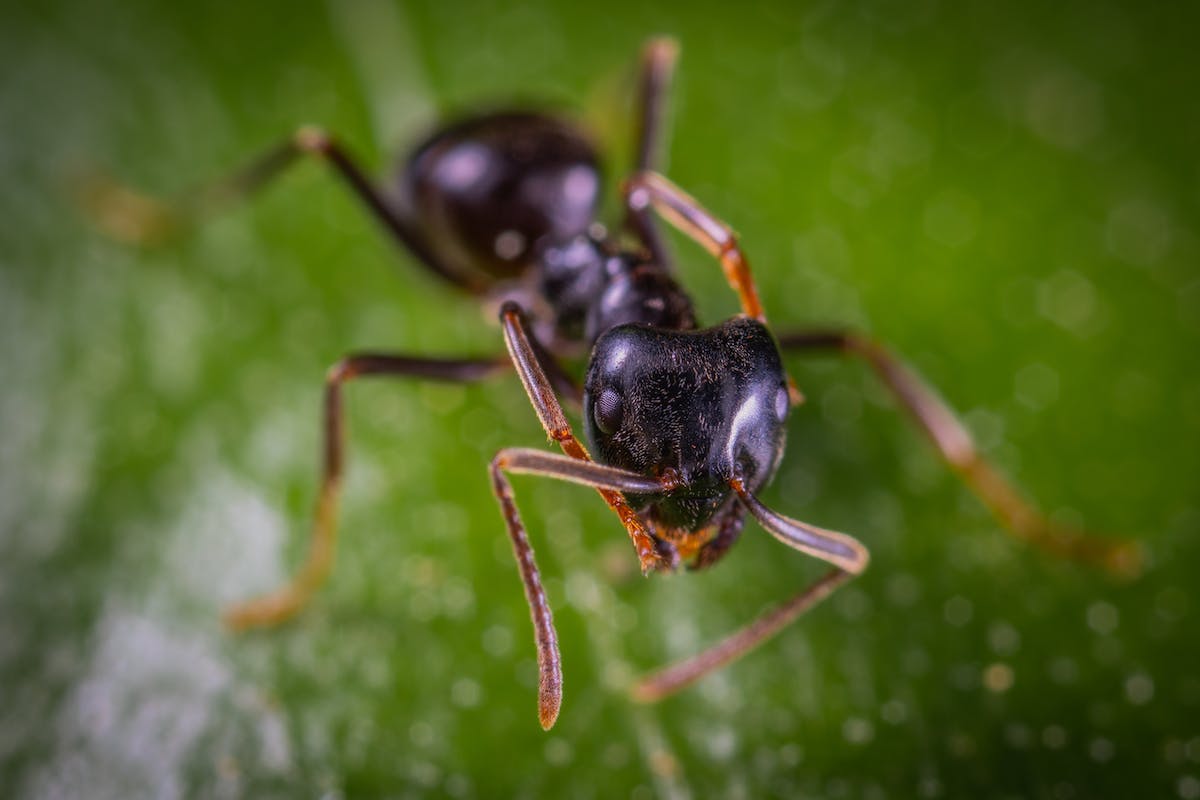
(87, 38, 1141, 730)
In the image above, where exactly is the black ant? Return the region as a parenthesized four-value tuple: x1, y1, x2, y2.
(85, 38, 1140, 730)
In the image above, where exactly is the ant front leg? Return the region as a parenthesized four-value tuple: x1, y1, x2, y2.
(224, 351, 512, 631)
(79, 127, 485, 293)
(624, 37, 679, 269)
(778, 328, 1143, 577)
(498, 301, 678, 573)
(633, 480, 869, 702)
(488, 448, 675, 729)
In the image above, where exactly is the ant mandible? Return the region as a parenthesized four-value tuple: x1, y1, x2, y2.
(86, 38, 1140, 730)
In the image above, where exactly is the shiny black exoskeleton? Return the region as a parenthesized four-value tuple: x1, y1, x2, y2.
(584, 319, 789, 532)
(404, 110, 787, 542)
(403, 111, 700, 344)
(403, 112, 603, 282)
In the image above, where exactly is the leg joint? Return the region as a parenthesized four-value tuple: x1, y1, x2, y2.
(294, 125, 333, 154)
(325, 358, 358, 386)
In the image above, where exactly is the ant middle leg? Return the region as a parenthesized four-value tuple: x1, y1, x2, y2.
(778, 328, 1143, 577)
(80, 127, 485, 293)
(624, 36, 679, 269)
(224, 351, 515, 632)
(498, 300, 679, 573)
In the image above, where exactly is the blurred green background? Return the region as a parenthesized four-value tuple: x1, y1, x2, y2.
(1, 0, 1197, 797)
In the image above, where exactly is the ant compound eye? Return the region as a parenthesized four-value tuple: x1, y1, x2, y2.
(775, 384, 790, 421)
(593, 387, 624, 435)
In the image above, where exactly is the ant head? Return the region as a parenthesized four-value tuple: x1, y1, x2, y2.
(583, 317, 790, 531)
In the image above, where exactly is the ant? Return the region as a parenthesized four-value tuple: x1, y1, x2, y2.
(85, 38, 1141, 730)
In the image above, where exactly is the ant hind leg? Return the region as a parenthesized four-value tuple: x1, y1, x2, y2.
(79, 127, 485, 293)
(624, 37, 679, 268)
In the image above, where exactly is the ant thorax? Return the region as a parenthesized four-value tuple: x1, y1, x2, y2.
(582, 317, 790, 532)
(537, 234, 696, 345)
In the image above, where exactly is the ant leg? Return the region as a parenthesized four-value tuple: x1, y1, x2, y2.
(624, 37, 679, 268)
(632, 38, 679, 180)
(488, 447, 677, 730)
(623, 171, 805, 403)
(224, 351, 511, 631)
(633, 480, 869, 701)
(80, 127, 485, 293)
(77, 141, 301, 246)
(778, 329, 1143, 577)
(528, 323, 585, 408)
(499, 301, 678, 573)
(623, 171, 766, 323)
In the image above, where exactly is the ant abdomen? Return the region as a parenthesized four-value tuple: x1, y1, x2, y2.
(401, 111, 603, 283)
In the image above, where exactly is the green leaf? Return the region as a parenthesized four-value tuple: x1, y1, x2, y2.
(2, 1, 1197, 797)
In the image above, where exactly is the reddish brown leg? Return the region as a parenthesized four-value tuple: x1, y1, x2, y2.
(80, 127, 485, 292)
(623, 171, 767, 324)
(498, 301, 679, 573)
(778, 329, 1143, 577)
(488, 447, 675, 730)
(634, 569, 853, 702)
(224, 352, 509, 631)
(622, 171, 805, 403)
(633, 480, 869, 701)
(624, 37, 679, 268)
